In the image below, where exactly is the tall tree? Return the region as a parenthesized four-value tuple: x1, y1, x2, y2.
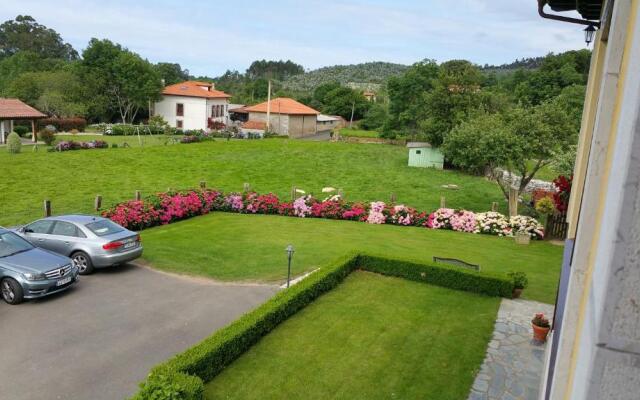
(154, 62, 189, 85)
(443, 102, 576, 199)
(0, 15, 77, 60)
(80, 39, 162, 123)
(384, 60, 439, 138)
(246, 60, 304, 80)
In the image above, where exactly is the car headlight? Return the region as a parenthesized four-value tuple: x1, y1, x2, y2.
(23, 272, 46, 281)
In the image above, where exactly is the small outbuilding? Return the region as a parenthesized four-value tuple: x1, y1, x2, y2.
(0, 98, 47, 144)
(406, 142, 444, 169)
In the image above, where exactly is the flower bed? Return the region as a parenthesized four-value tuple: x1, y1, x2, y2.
(55, 140, 109, 152)
(102, 189, 544, 239)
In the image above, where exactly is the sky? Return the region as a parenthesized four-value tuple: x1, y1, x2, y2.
(2, 0, 587, 77)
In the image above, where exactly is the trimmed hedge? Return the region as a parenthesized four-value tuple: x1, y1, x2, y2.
(131, 253, 513, 399)
(359, 254, 513, 298)
(37, 117, 87, 132)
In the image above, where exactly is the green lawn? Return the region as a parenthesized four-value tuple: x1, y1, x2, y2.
(339, 128, 380, 138)
(204, 271, 500, 400)
(141, 213, 562, 303)
(56, 134, 181, 147)
(0, 140, 508, 225)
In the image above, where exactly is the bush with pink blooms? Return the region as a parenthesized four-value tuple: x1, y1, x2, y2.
(101, 188, 544, 240)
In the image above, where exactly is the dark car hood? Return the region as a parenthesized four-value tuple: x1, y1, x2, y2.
(1, 248, 71, 274)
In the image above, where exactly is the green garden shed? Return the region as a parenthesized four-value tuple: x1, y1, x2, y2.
(406, 142, 444, 169)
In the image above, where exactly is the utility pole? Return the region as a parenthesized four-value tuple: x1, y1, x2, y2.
(349, 100, 355, 128)
(266, 80, 272, 131)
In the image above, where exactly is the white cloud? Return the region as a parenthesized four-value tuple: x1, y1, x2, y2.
(1, 0, 588, 76)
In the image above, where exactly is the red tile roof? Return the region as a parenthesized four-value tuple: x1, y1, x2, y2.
(0, 98, 47, 119)
(244, 98, 320, 115)
(162, 81, 231, 99)
(241, 121, 267, 130)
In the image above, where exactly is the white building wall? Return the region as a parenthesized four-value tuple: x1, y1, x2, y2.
(548, 1, 640, 399)
(154, 95, 208, 130)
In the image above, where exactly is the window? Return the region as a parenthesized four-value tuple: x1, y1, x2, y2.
(0, 231, 34, 258)
(176, 120, 183, 129)
(26, 220, 54, 234)
(176, 103, 184, 117)
(212, 105, 216, 118)
(51, 221, 84, 237)
(85, 220, 124, 237)
(416, 150, 422, 155)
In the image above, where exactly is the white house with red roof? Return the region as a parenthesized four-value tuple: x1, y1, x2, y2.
(153, 81, 231, 131)
(242, 97, 320, 138)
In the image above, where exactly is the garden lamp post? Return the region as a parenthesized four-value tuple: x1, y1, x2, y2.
(286, 244, 295, 288)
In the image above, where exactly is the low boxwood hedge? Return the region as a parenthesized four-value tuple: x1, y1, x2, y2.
(131, 253, 513, 399)
(358, 254, 514, 298)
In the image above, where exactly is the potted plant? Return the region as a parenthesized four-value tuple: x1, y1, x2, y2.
(508, 271, 528, 298)
(531, 313, 551, 342)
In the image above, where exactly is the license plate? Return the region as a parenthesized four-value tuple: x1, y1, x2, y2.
(56, 276, 72, 286)
(124, 242, 137, 249)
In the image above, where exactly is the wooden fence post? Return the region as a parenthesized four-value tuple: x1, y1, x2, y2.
(135, 190, 141, 201)
(43, 199, 51, 217)
(200, 181, 207, 189)
(508, 188, 518, 217)
(491, 202, 498, 212)
(390, 193, 397, 203)
(440, 196, 446, 209)
(94, 195, 102, 211)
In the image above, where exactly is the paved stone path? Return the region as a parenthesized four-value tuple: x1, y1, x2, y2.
(468, 299, 554, 400)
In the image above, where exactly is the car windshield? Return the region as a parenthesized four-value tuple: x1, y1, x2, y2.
(85, 220, 124, 237)
(0, 231, 34, 258)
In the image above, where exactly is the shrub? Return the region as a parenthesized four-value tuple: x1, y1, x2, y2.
(69, 129, 79, 135)
(507, 271, 529, 289)
(180, 135, 200, 144)
(111, 143, 119, 149)
(38, 129, 56, 146)
(7, 132, 22, 154)
(132, 371, 203, 400)
(37, 117, 87, 132)
(359, 254, 514, 297)
(535, 196, 555, 216)
(13, 125, 29, 136)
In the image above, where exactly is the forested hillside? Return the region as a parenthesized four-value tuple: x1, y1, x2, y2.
(283, 62, 409, 92)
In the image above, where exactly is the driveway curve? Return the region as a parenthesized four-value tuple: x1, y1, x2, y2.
(0, 263, 278, 400)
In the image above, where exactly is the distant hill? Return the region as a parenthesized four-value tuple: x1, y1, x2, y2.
(480, 56, 546, 75)
(283, 62, 409, 92)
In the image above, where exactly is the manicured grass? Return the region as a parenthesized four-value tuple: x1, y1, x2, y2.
(0, 140, 507, 225)
(339, 128, 379, 138)
(141, 213, 562, 303)
(204, 271, 500, 400)
(56, 134, 181, 147)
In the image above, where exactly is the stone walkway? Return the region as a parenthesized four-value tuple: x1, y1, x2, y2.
(468, 299, 554, 400)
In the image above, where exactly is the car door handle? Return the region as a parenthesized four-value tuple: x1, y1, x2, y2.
(64, 241, 70, 245)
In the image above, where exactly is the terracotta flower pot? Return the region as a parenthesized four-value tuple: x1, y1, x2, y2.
(532, 323, 550, 342)
(512, 288, 523, 299)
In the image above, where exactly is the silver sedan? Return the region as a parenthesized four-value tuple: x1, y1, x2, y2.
(15, 215, 143, 275)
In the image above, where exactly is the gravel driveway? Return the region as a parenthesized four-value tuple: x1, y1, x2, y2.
(0, 263, 277, 400)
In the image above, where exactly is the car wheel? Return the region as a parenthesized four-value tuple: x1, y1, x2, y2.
(72, 251, 94, 275)
(1, 278, 24, 305)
